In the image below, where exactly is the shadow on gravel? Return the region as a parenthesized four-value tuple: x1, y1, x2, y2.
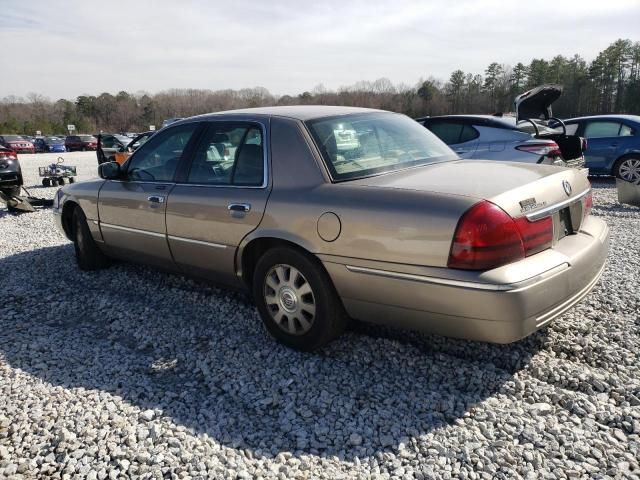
(0, 246, 546, 459)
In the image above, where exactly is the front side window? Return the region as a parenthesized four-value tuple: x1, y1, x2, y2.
(307, 113, 454, 181)
(187, 123, 264, 186)
(125, 123, 198, 182)
(584, 121, 622, 138)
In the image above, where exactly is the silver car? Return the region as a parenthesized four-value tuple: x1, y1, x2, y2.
(418, 85, 585, 167)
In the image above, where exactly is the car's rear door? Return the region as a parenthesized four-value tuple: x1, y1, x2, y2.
(97, 122, 202, 268)
(579, 120, 626, 173)
(165, 120, 270, 286)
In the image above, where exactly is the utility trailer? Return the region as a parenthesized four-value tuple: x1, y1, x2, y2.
(39, 158, 77, 187)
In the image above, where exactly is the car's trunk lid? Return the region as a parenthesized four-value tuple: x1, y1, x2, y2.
(515, 84, 562, 122)
(350, 160, 590, 221)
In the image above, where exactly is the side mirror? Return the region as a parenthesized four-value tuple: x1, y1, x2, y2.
(98, 161, 121, 180)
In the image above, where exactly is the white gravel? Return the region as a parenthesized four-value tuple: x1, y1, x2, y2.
(1, 153, 639, 479)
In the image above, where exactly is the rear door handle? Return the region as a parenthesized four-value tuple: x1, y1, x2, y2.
(147, 195, 165, 203)
(228, 203, 251, 213)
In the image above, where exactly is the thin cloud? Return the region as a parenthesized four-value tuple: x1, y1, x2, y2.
(1, 0, 639, 99)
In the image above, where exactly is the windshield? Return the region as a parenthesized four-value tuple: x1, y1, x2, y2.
(3, 135, 24, 142)
(79, 135, 96, 141)
(306, 113, 455, 181)
(46, 137, 63, 144)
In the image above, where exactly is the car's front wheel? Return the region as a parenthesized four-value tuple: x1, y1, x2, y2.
(253, 247, 347, 351)
(614, 156, 640, 183)
(72, 207, 110, 271)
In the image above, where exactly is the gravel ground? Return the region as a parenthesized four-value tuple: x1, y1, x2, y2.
(1, 153, 639, 479)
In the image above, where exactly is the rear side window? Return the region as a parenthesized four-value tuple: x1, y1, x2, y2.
(620, 124, 635, 136)
(426, 122, 463, 145)
(583, 121, 623, 138)
(459, 125, 479, 143)
(186, 123, 264, 186)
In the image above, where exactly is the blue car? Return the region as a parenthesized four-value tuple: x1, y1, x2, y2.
(561, 115, 640, 182)
(33, 138, 47, 153)
(44, 137, 66, 153)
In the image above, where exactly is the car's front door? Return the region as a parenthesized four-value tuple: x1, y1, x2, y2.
(165, 121, 270, 286)
(97, 122, 202, 267)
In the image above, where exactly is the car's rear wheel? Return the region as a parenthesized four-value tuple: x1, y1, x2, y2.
(253, 247, 347, 351)
(42, 178, 50, 187)
(614, 156, 640, 183)
(72, 207, 110, 271)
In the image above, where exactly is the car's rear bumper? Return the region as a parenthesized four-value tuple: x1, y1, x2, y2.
(321, 216, 609, 343)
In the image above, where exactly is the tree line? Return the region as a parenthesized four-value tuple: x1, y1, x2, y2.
(1, 39, 639, 135)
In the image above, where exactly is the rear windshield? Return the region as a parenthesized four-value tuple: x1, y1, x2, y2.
(79, 135, 96, 141)
(67, 136, 80, 141)
(306, 113, 455, 181)
(46, 137, 63, 144)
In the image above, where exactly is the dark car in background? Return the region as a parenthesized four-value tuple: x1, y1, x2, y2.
(65, 135, 98, 151)
(33, 137, 47, 153)
(0, 146, 22, 197)
(556, 115, 640, 182)
(0, 135, 35, 154)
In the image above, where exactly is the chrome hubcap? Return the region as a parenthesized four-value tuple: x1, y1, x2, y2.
(264, 264, 316, 335)
(619, 159, 640, 183)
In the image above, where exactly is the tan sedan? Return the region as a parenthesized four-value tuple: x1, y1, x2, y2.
(53, 106, 609, 351)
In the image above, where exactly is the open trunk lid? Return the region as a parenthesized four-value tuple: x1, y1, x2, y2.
(515, 84, 562, 122)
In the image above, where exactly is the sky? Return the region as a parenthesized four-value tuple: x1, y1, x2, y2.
(1, 0, 639, 100)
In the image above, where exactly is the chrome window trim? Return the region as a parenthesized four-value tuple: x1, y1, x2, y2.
(100, 222, 166, 238)
(525, 188, 590, 221)
(167, 235, 227, 249)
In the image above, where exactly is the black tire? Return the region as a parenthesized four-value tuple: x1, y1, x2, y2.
(72, 207, 110, 271)
(69, 177, 75, 184)
(42, 178, 50, 187)
(252, 247, 347, 351)
(613, 156, 640, 183)
(50, 178, 58, 187)
(58, 177, 65, 185)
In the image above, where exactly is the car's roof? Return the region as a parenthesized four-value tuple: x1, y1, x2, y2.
(190, 105, 387, 122)
(564, 114, 640, 123)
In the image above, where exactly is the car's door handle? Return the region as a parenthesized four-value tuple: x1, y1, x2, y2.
(228, 203, 251, 213)
(147, 195, 165, 203)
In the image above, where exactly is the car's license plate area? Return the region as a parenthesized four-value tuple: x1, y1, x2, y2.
(557, 207, 574, 239)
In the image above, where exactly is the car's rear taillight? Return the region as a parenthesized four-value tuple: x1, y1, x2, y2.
(516, 142, 562, 158)
(514, 216, 553, 256)
(448, 201, 553, 270)
(582, 189, 593, 218)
